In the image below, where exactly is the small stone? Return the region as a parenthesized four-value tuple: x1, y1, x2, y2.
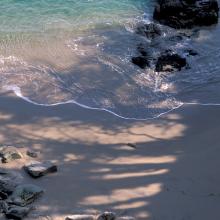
(65, 215, 94, 220)
(26, 150, 39, 158)
(24, 161, 57, 178)
(9, 184, 44, 206)
(5, 205, 31, 220)
(97, 212, 116, 220)
(0, 146, 23, 163)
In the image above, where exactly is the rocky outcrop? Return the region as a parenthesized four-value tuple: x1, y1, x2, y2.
(153, 0, 219, 29)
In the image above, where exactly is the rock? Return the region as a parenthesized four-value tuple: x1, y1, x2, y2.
(0, 179, 17, 198)
(26, 150, 39, 158)
(132, 56, 150, 69)
(65, 215, 94, 220)
(136, 23, 162, 39)
(184, 49, 198, 56)
(0, 146, 23, 163)
(155, 51, 187, 72)
(153, 0, 219, 29)
(5, 205, 31, 220)
(0, 201, 8, 213)
(97, 212, 116, 220)
(9, 184, 44, 206)
(24, 161, 57, 178)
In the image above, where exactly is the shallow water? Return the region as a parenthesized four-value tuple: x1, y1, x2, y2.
(0, 0, 220, 119)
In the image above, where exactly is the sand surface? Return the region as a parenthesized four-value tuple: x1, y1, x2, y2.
(0, 91, 220, 220)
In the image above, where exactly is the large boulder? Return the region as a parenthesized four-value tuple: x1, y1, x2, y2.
(153, 0, 219, 29)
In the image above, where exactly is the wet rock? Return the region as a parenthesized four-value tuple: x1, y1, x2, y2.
(26, 150, 39, 158)
(5, 205, 31, 220)
(0, 146, 23, 163)
(24, 161, 57, 178)
(65, 215, 94, 220)
(97, 212, 116, 220)
(9, 184, 44, 206)
(131, 56, 150, 69)
(184, 49, 198, 56)
(155, 51, 187, 72)
(136, 23, 162, 39)
(153, 0, 219, 29)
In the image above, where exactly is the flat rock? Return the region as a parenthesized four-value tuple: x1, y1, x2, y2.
(9, 184, 44, 206)
(153, 0, 219, 29)
(24, 161, 57, 178)
(0, 146, 23, 163)
(66, 215, 94, 220)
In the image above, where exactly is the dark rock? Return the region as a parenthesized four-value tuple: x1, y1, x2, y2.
(0, 201, 8, 213)
(132, 56, 150, 69)
(153, 0, 219, 29)
(9, 184, 43, 206)
(24, 161, 57, 178)
(136, 23, 162, 39)
(97, 212, 116, 220)
(0, 146, 23, 163)
(155, 51, 187, 72)
(5, 205, 31, 220)
(185, 49, 198, 56)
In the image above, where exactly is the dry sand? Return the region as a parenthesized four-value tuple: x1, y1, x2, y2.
(0, 91, 220, 220)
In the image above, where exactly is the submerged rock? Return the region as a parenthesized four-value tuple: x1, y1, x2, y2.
(0, 179, 17, 199)
(136, 23, 162, 39)
(131, 56, 150, 69)
(97, 212, 116, 220)
(0, 146, 23, 163)
(9, 184, 44, 206)
(153, 0, 219, 29)
(24, 161, 57, 178)
(155, 51, 187, 72)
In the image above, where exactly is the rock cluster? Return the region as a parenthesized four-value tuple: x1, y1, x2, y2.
(131, 0, 219, 72)
(154, 0, 219, 29)
(0, 146, 57, 219)
(0, 170, 44, 219)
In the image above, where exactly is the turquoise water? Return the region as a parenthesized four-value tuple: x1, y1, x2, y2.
(0, 0, 147, 32)
(0, 0, 220, 119)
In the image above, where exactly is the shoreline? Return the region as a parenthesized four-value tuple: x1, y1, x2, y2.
(1, 91, 220, 219)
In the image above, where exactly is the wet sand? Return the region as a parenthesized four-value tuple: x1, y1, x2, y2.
(0, 90, 220, 220)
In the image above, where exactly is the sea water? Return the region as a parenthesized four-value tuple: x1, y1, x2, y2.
(0, 0, 220, 119)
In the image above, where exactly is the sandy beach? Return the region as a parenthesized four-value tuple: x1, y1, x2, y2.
(0, 90, 220, 220)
